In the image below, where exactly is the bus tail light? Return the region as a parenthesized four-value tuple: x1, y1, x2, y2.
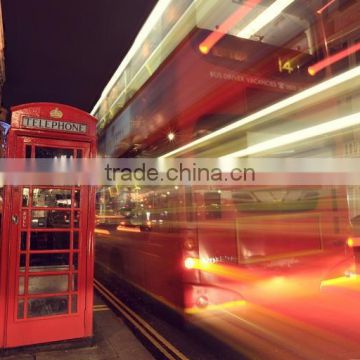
(196, 295, 209, 308)
(347, 237, 360, 247)
(184, 257, 196, 269)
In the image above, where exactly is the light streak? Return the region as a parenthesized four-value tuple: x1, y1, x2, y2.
(316, 0, 336, 14)
(94, 228, 110, 235)
(309, 42, 360, 76)
(91, 0, 173, 116)
(199, 0, 260, 54)
(222, 111, 360, 158)
(237, 0, 295, 39)
(160, 66, 360, 158)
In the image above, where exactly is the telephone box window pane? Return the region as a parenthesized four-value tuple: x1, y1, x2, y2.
(31, 210, 71, 228)
(17, 299, 24, 319)
(18, 277, 24, 295)
(35, 147, 74, 159)
(29, 253, 69, 272)
(22, 188, 30, 207)
(74, 211, 80, 228)
(25, 145, 31, 158)
(76, 149, 82, 159)
(0, 187, 3, 218)
(73, 253, 78, 270)
(20, 254, 26, 271)
(30, 232, 70, 250)
(32, 189, 72, 208)
(27, 296, 68, 318)
(73, 232, 79, 249)
(74, 189, 80, 208)
(28, 275, 68, 294)
(31, 211, 47, 228)
(72, 274, 78, 291)
(21, 232, 27, 251)
(71, 295, 78, 313)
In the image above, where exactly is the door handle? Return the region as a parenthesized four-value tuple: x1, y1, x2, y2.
(11, 215, 18, 224)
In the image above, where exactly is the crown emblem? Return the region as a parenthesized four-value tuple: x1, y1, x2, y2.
(50, 107, 63, 119)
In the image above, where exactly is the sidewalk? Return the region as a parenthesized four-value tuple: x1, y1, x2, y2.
(1, 294, 155, 360)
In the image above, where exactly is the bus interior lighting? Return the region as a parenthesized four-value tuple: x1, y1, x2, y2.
(160, 65, 360, 158)
(237, 0, 295, 39)
(198, 0, 261, 55)
(308, 42, 360, 76)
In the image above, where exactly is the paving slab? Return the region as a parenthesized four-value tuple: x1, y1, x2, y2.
(0, 293, 155, 360)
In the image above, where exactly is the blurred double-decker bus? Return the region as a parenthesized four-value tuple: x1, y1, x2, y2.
(94, 0, 360, 357)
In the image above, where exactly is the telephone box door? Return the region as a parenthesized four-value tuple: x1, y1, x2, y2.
(4, 136, 92, 347)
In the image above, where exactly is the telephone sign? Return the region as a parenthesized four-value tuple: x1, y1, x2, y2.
(22, 117, 88, 133)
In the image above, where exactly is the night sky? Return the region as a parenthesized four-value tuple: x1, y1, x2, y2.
(1, 0, 158, 112)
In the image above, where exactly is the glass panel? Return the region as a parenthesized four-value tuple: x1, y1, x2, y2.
(71, 294, 77, 313)
(74, 189, 80, 208)
(21, 232, 27, 251)
(35, 147, 73, 159)
(72, 274, 78, 291)
(204, 192, 222, 219)
(30, 232, 70, 250)
(347, 186, 360, 227)
(27, 296, 68, 318)
(73, 253, 78, 271)
(25, 145, 31, 158)
(22, 188, 30, 207)
(28, 275, 68, 294)
(31, 210, 47, 228)
(0, 188, 3, 228)
(74, 211, 80, 228)
(18, 277, 24, 295)
(76, 149, 82, 159)
(32, 189, 72, 208)
(73, 232, 79, 249)
(31, 210, 71, 228)
(29, 253, 69, 272)
(20, 254, 26, 271)
(17, 299, 24, 319)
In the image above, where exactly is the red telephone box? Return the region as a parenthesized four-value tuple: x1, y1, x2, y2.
(0, 103, 97, 348)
